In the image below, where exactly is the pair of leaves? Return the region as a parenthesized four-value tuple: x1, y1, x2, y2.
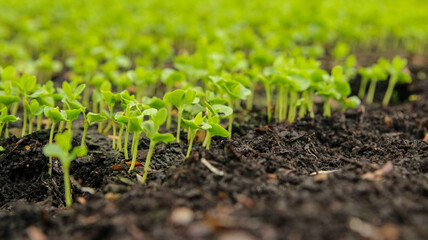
(0, 107, 19, 124)
(43, 130, 87, 165)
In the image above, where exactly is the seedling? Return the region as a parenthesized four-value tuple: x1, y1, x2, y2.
(163, 89, 196, 143)
(44, 106, 66, 175)
(0, 83, 20, 137)
(0, 107, 19, 137)
(209, 76, 250, 139)
(12, 73, 37, 136)
(23, 99, 44, 134)
(43, 130, 87, 207)
(81, 112, 106, 147)
(381, 57, 411, 106)
(202, 102, 231, 149)
(365, 64, 388, 104)
(181, 112, 210, 157)
(101, 90, 119, 148)
(139, 108, 175, 183)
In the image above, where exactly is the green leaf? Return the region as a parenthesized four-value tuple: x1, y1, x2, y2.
(72, 146, 87, 157)
(0, 95, 20, 107)
(55, 130, 72, 152)
(87, 113, 107, 124)
(163, 89, 185, 108)
(152, 133, 175, 144)
(208, 123, 229, 138)
(43, 144, 65, 159)
(129, 116, 143, 133)
(1, 66, 16, 81)
(44, 106, 66, 122)
(141, 120, 155, 138)
(212, 104, 233, 118)
(142, 96, 166, 110)
(150, 108, 167, 128)
(64, 109, 81, 121)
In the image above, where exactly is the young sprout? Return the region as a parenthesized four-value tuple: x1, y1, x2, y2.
(43, 130, 87, 207)
(23, 99, 44, 134)
(181, 112, 210, 157)
(12, 73, 37, 136)
(161, 68, 186, 128)
(0, 83, 20, 137)
(81, 112, 106, 147)
(202, 102, 231, 149)
(30, 81, 56, 131)
(381, 56, 411, 106)
(358, 67, 372, 99)
(365, 64, 388, 104)
(44, 106, 66, 175)
(101, 90, 119, 148)
(209, 76, 250, 139)
(163, 89, 196, 143)
(258, 72, 274, 122)
(139, 108, 175, 183)
(0, 107, 19, 137)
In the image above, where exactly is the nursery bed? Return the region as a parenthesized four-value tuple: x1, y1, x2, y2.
(0, 68, 427, 240)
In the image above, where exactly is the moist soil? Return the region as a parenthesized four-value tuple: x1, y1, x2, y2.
(0, 66, 428, 240)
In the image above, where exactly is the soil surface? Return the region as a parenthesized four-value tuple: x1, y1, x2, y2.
(0, 64, 428, 240)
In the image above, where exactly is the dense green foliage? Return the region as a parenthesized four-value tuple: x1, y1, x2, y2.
(0, 0, 421, 204)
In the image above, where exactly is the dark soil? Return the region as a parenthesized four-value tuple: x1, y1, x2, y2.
(0, 68, 428, 240)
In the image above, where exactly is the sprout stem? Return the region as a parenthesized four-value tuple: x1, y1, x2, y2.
(141, 140, 155, 183)
(358, 77, 369, 99)
(228, 98, 234, 139)
(124, 120, 131, 160)
(186, 131, 195, 158)
(366, 79, 377, 104)
(128, 133, 140, 173)
(81, 122, 88, 148)
(265, 85, 272, 123)
(382, 76, 397, 106)
(37, 115, 42, 131)
(176, 107, 184, 143)
(117, 124, 124, 151)
(323, 98, 331, 117)
(62, 162, 72, 207)
(22, 105, 27, 137)
(166, 103, 172, 129)
(48, 121, 57, 175)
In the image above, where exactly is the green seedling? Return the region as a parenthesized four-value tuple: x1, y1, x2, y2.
(365, 63, 388, 104)
(30, 81, 56, 130)
(381, 57, 411, 106)
(209, 76, 250, 139)
(0, 83, 20, 137)
(258, 73, 274, 122)
(202, 102, 231, 149)
(23, 99, 44, 134)
(161, 68, 186, 128)
(139, 108, 175, 183)
(358, 67, 372, 99)
(12, 73, 37, 136)
(181, 112, 210, 157)
(0, 107, 19, 137)
(44, 106, 66, 175)
(43, 130, 87, 207)
(163, 89, 196, 143)
(81, 112, 106, 147)
(101, 90, 119, 148)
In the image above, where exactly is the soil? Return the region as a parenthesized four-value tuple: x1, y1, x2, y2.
(0, 63, 428, 240)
